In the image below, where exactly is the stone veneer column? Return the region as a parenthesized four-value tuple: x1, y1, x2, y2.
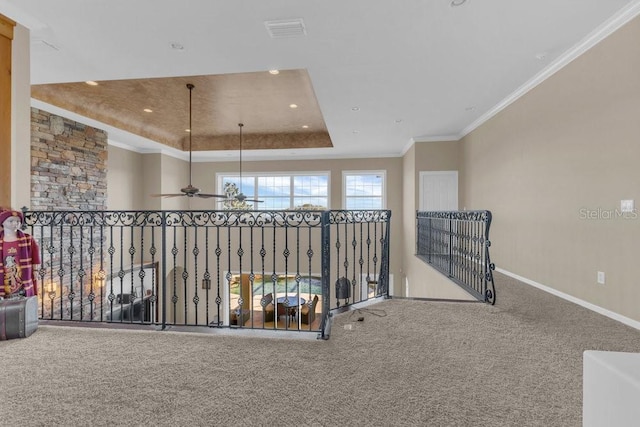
(30, 108, 109, 320)
(30, 108, 108, 210)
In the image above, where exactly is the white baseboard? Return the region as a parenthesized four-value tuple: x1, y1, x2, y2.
(496, 268, 640, 331)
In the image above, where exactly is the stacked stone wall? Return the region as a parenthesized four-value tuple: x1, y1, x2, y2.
(30, 108, 108, 319)
(30, 107, 107, 210)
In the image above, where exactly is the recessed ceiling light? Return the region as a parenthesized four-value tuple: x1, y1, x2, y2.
(289, 104, 298, 109)
(351, 107, 360, 111)
(269, 69, 280, 75)
(302, 125, 309, 129)
(451, 0, 467, 6)
(86, 81, 98, 86)
(170, 42, 184, 50)
(143, 108, 153, 113)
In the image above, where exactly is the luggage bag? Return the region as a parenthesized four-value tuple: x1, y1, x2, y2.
(0, 296, 39, 340)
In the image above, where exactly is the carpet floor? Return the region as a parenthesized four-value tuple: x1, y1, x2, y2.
(2, 271, 640, 426)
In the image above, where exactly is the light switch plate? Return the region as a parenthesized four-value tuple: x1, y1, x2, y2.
(621, 199, 634, 213)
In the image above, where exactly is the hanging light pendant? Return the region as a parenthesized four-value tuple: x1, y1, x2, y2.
(222, 123, 263, 205)
(150, 83, 227, 199)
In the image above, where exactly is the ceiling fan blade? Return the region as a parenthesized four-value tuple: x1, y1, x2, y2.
(217, 198, 264, 203)
(195, 193, 228, 199)
(150, 193, 186, 198)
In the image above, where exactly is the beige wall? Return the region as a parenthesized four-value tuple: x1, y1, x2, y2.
(107, 152, 404, 295)
(160, 154, 190, 211)
(11, 23, 30, 209)
(414, 141, 462, 208)
(460, 15, 640, 322)
(142, 153, 163, 211)
(108, 147, 190, 211)
(192, 156, 404, 295)
(107, 146, 144, 210)
(401, 144, 416, 298)
(400, 141, 476, 300)
(96, 13, 640, 323)
(190, 157, 401, 211)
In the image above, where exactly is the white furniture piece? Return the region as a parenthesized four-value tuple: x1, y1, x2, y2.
(583, 350, 640, 427)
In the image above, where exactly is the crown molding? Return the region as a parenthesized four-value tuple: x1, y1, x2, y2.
(458, 0, 640, 140)
(401, 134, 460, 157)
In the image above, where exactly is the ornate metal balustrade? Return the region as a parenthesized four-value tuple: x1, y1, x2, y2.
(23, 209, 391, 338)
(416, 210, 495, 304)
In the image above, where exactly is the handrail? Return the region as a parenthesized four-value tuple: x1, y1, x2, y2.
(22, 209, 392, 336)
(416, 210, 495, 304)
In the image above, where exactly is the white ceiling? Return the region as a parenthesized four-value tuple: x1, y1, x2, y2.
(1, 0, 639, 161)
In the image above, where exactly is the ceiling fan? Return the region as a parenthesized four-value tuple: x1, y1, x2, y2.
(220, 123, 263, 205)
(150, 83, 227, 199)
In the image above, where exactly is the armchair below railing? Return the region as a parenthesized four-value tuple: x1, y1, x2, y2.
(416, 210, 495, 304)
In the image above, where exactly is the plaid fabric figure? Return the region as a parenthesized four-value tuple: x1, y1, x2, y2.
(0, 231, 40, 297)
(0, 210, 41, 298)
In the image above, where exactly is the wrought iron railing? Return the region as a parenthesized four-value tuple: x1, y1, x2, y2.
(416, 210, 495, 304)
(23, 209, 391, 338)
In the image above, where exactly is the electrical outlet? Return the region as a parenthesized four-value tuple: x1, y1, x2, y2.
(621, 200, 634, 213)
(597, 271, 605, 285)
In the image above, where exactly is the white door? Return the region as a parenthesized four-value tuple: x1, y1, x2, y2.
(419, 171, 458, 211)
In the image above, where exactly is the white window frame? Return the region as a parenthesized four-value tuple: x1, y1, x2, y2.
(342, 170, 387, 210)
(216, 171, 331, 210)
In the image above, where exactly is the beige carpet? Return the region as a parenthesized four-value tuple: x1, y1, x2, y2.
(2, 271, 640, 426)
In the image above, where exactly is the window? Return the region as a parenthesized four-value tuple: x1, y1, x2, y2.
(217, 172, 329, 210)
(343, 171, 386, 209)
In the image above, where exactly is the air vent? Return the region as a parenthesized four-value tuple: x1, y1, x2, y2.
(264, 18, 306, 38)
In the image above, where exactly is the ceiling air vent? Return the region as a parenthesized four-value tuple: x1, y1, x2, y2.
(264, 18, 306, 38)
